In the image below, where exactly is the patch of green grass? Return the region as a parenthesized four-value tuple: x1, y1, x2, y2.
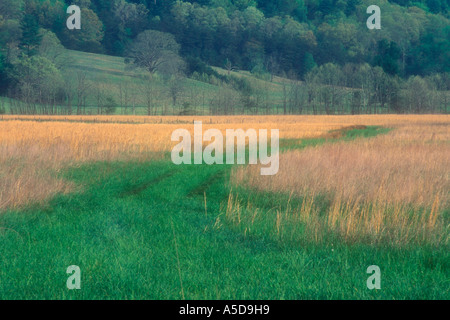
(0, 126, 447, 299)
(279, 126, 391, 152)
(343, 126, 391, 140)
(59, 49, 285, 116)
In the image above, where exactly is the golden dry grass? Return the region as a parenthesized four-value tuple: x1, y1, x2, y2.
(2, 114, 446, 140)
(1, 114, 448, 214)
(0, 144, 74, 210)
(0, 121, 174, 210)
(231, 116, 450, 245)
(233, 122, 449, 207)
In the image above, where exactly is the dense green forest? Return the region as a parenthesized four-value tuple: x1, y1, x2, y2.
(0, 0, 449, 114)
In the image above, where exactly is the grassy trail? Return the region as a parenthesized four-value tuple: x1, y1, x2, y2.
(0, 127, 447, 299)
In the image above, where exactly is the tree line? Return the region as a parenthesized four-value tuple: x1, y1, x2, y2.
(0, 0, 449, 115)
(2, 60, 447, 115)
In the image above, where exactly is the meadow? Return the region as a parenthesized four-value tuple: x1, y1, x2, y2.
(0, 114, 448, 299)
(0, 49, 288, 116)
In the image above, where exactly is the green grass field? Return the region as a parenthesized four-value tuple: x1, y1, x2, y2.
(0, 49, 288, 116)
(0, 127, 447, 300)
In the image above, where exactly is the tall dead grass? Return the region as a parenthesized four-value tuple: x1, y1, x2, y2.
(231, 119, 449, 246)
(221, 190, 446, 246)
(1, 114, 448, 216)
(0, 121, 170, 211)
(233, 122, 449, 207)
(2, 114, 446, 139)
(0, 116, 346, 210)
(0, 143, 73, 210)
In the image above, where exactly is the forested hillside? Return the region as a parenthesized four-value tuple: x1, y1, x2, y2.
(0, 0, 449, 115)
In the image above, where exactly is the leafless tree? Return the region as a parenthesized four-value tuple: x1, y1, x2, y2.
(76, 72, 89, 115)
(167, 75, 184, 108)
(289, 80, 305, 114)
(139, 77, 158, 115)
